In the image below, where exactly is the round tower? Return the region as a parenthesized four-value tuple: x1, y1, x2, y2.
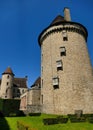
(0, 67, 14, 99)
(38, 8, 93, 115)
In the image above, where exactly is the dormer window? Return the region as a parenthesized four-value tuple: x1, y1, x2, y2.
(62, 30, 68, 41)
(60, 47, 66, 56)
(56, 60, 63, 71)
(52, 77, 59, 89)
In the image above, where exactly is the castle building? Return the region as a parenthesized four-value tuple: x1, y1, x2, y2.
(20, 77, 41, 113)
(38, 8, 93, 115)
(0, 67, 28, 99)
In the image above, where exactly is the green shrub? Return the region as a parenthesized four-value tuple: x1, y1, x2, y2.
(68, 114, 77, 118)
(9, 113, 17, 117)
(43, 118, 58, 125)
(43, 116, 68, 125)
(70, 117, 86, 123)
(88, 117, 93, 123)
(0, 111, 4, 117)
(57, 117, 68, 124)
(17, 110, 26, 117)
(82, 114, 93, 118)
(29, 113, 41, 116)
(0, 99, 20, 116)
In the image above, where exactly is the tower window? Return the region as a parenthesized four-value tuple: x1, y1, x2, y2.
(42, 79, 43, 88)
(41, 95, 43, 104)
(62, 30, 68, 41)
(7, 75, 9, 79)
(52, 77, 59, 89)
(60, 47, 66, 56)
(56, 60, 63, 71)
(6, 82, 9, 86)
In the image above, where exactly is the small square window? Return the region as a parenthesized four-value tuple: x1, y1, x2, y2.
(60, 47, 66, 56)
(7, 75, 9, 79)
(52, 77, 59, 89)
(62, 30, 68, 41)
(6, 82, 9, 86)
(41, 95, 43, 104)
(56, 60, 63, 71)
(42, 79, 43, 88)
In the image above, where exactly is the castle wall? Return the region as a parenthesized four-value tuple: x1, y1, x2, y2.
(20, 87, 41, 113)
(41, 24, 93, 115)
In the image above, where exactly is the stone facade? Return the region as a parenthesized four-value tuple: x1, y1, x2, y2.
(20, 77, 41, 113)
(38, 8, 93, 115)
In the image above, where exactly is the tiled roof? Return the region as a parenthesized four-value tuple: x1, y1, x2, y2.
(31, 77, 41, 88)
(2, 67, 14, 76)
(34, 77, 41, 86)
(50, 15, 65, 26)
(13, 77, 28, 88)
(0, 77, 28, 88)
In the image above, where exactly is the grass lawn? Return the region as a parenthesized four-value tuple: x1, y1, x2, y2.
(1, 114, 93, 130)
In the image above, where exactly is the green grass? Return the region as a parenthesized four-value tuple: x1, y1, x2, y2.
(1, 114, 93, 130)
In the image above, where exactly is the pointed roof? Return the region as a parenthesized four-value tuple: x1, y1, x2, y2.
(31, 77, 41, 88)
(50, 15, 65, 26)
(2, 67, 14, 76)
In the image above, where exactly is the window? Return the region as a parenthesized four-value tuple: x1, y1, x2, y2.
(56, 60, 63, 70)
(41, 95, 43, 104)
(6, 82, 9, 86)
(7, 75, 9, 79)
(42, 79, 43, 88)
(42, 66, 43, 73)
(22, 89, 24, 94)
(60, 47, 66, 56)
(62, 30, 68, 41)
(52, 77, 59, 89)
(13, 88, 15, 93)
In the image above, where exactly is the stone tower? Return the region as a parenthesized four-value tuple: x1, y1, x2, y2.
(0, 67, 14, 99)
(38, 8, 93, 115)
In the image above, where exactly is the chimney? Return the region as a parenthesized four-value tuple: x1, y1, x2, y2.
(64, 7, 71, 21)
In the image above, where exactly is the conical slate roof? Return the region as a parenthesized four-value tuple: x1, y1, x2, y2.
(2, 67, 14, 76)
(50, 15, 65, 26)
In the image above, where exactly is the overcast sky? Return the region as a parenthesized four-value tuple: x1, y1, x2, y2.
(0, 0, 93, 87)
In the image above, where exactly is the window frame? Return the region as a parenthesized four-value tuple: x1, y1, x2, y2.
(60, 46, 66, 56)
(56, 60, 63, 71)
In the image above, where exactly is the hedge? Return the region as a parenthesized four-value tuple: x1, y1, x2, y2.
(43, 118, 58, 125)
(29, 113, 41, 116)
(43, 117, 68, 125)
(0, 98, 20, 116)
(70, 117, 86, 123)
(88, 117, 93, 123)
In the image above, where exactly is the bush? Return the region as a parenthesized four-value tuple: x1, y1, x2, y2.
(9, 113, 17, 117)
(70, 117, 86, 123)
(0, 111, 4, 117)
(82, 114, 93, 118)
(43, 118, 58, 125)
(0, 99, 20, 116)
(43, 116, 68, 125)
(68, 114, 77, 118)
(17, 110, 26, 117)
(29, 113, 41, 116)
(57, 117, 68, 124)
(88, 117, 93, 123)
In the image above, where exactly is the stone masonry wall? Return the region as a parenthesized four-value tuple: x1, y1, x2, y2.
(41, 24, 93, 115)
